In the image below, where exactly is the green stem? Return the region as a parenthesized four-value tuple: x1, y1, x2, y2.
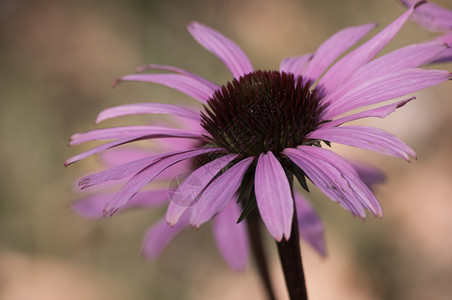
(247, 215, 276, 300)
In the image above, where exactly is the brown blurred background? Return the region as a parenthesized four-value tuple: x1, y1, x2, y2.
(1, 0, 452, 299)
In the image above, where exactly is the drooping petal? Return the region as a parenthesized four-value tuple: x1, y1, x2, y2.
(135, 63, 220, 90)
(321, 97, 414, 129)
(188, 22, 254, 79)
(299, 146, 383, 216)
(294, 191, 326, 256)
(73, 190, 169, 219)
(349, 161, 385, 187)
(141, 214, 190, 259)
(284, 146, 383, 218)
(322, 68, 451, 119)
(303, 23, 376, 82)
(212, 197, 249, 271)
(279, 53, 313, 77)
(254, 151, 293, 241)
(104, 147, 224, 215)
(318, 3, 419, 93)
(397, 0, 452, 32)
(95, 103, 200, 124)
(69, 126, 207, 146)
(189, 157, 254, 227)
(114, 74, 216, 103)
(165, 154, 238, 226)
(308, 126, 416, 161)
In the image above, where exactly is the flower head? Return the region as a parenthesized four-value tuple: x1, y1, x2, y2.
(67, 2, 451, 245)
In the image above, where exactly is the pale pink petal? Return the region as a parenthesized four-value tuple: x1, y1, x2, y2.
(114, 74, 216, 103)
(308, 126, 416, 161)
(78, 151, 177, 189)
(189, 157, 254, 227)
(429, 33, 452, 63)
(95, 103, 200, 124)
(301, 146, 383, 216)
(212, 197, 249, 271)
(188, 22, 254, 79)
(397, 0, 452, 32)
(65, 136, 152, 166)
(322, 68, 451, 119)
(284, 147, 383, 218)
(294, 191, 326, 256)
(303, 23, 376, 82)
(105, 147, 224, 215)
(69, 126, 207, 146)
(318, 4, 419, 93)
(141, 214, 189, 259)
(321, 40, 450, 106)
(99, 147, 152, 167)
(349, 161, 385, 187)
(254, 151, 293, 241)
(429, 48, 452, 64)
(279, 54, 313, 77)
(135, 63, 220, 90)
(166, 154, 238, 226)
(321, 97, 414, 129)
(73, 190, 169, 219)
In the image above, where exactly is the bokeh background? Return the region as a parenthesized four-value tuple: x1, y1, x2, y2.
(1, 0, 452, 299)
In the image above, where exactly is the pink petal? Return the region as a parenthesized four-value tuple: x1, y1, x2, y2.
(212, 197, 249, 271)
(299, 147, 383, 216)
(141, 214, 189, 259)
(105, 147, 224, 215)
(73, 190, 169, 219)
(99, 147, 152, 167)
(189, 157, 254, 227)
(69, 126, 207, 146)
(284, 147, 383, 218)
(188, 22, 254, 79)
(322, 68, 451, 119)
(303, 23, 376, 82)
(429, 33, 452, 63)
(318, 4, 419, 93)
(397, 0, 452, 32)
(95, 103, 200, 124)
(165, 154, 238, 226)
(65, 136, 151, 166)
(308, 126, 416, 161)
(321, 97, 414, 129)
(321, 40, 450, 106)
(254, 151, 293, 242)
(294, 191, 326, 256)
(78, 150, 181, 189)
(114, 73, 216, 103)
(279, 54, 313, 77)
(429, 48, 452, 64)
(135, 63, 220, 90)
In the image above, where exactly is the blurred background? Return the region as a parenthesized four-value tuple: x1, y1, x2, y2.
(1, 0, 452, 299)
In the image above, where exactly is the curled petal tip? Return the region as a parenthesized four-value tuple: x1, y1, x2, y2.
(187, 21, 199, 28)
(112, 78, 122, 88)
(135, 65, 147, 73)
(414, 0, 427, 9)
(396, 97, 415, 108)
